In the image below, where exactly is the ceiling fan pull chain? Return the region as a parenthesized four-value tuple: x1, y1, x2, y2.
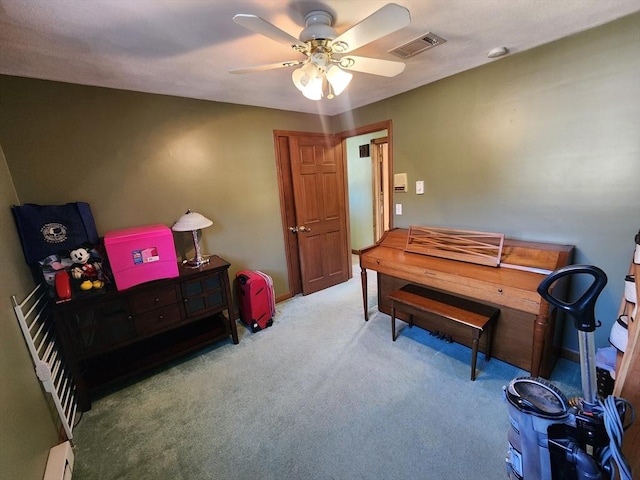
(327, 82, 335, 100)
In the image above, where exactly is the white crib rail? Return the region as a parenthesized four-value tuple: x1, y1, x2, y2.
(12, 284, 77, 443)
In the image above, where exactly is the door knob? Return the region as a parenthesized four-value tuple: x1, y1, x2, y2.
(289, 226, 312, 233)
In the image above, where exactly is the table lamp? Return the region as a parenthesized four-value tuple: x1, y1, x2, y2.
(171, 209, 213, 268)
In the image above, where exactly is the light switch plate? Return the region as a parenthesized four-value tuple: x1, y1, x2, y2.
(395, 204, 402, 215)
(416, 180, 424, 195)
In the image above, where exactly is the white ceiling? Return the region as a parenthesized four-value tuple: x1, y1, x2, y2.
(1, 0, 638, 116)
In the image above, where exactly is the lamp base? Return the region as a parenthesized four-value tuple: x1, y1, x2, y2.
(182, 255, 210, 268)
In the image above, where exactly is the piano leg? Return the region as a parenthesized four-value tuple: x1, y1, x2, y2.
(391, 305, 397, 341)
(361, 266, 369, 321)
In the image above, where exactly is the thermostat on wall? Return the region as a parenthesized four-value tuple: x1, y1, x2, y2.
(394, 173, 407, 192)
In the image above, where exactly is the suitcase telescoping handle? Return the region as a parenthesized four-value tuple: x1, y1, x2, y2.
(537, 264, 607, 332)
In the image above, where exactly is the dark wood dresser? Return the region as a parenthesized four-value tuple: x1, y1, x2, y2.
(53, 255, 238, 411)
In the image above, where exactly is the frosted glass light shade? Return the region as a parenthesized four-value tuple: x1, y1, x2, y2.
(171, 210, 213, 232)
(325, 64, 352, 96)
(292, 62, 352, 100)
(292, 62, 319, 92)
(302, 76, 323, 100)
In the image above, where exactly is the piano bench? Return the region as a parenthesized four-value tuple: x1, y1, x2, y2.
(387, 284, 500, 380)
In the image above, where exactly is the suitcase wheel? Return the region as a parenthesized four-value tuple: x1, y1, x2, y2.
(267, 318, 273, 327)
(251, 322, 260, 333)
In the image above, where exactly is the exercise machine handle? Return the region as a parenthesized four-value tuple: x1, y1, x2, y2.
(537, 264, 607, 332)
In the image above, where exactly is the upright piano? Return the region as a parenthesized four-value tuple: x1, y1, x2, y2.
(359, 228, 574, 377)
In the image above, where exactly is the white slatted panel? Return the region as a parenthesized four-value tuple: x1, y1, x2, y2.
(12, 284, 77, 442)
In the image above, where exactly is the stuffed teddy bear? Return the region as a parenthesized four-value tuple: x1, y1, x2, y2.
(70, 246, 104, 290)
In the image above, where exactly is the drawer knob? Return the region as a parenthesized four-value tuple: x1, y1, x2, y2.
(154, 298, 160, 303)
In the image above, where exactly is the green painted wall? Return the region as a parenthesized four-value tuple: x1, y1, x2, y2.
(0, 147, 59, 480)
(0, 77, 330, 295)
(334, 12, 640, 350)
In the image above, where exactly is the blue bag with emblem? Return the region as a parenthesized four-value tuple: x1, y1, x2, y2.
(11, 202, 99, 266)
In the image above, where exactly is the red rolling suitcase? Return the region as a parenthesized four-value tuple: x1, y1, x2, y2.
(236, 270, 276, 332)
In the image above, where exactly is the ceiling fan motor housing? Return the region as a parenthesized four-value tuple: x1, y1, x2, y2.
(311, 51, 330, 70)
(300, 11, 337, 42)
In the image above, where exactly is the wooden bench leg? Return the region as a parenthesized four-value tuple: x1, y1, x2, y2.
(391, 305, 397, 341)
(471, 329, 481, 381)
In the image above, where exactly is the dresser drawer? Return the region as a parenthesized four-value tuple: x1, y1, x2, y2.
(130, 286, 179, 314)
(134, 304, 183, 335)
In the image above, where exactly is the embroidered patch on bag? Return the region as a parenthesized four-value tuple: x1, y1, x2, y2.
(41, 223, 68, 243)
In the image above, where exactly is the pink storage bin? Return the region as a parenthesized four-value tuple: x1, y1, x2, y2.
(104, 224, 178, 290)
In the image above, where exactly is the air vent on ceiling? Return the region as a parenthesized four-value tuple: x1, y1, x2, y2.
(388, 32, 446, 59)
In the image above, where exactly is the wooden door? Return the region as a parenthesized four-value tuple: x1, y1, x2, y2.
(275, 122, 391, 298)
(289, 134, 350, 295)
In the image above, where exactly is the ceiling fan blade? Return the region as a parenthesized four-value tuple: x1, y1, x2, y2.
(332, 4, 410, 53)
(230, 60, 303, 74)
(233, 14, 305, 49)
(339, 56, 405, 77)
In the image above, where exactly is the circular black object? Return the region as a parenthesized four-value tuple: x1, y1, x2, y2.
(506, 377, 569, 419)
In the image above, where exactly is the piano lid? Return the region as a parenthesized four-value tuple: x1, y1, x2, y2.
(363, 228, 574, 274)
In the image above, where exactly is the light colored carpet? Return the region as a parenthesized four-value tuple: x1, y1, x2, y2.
(72, 262, 580, 479)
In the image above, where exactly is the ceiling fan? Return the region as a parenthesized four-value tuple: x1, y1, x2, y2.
(230, 3, 411, 100)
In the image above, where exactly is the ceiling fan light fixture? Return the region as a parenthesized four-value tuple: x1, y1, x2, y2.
(232, 4, 412, 102)
(301, 76, 323, 100)
(325, 64, 353, 96)
(292, 62, 319, 91)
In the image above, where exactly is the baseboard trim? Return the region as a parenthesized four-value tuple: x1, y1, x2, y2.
(560, 347, 579, 363)
(275, 292, 292, 303)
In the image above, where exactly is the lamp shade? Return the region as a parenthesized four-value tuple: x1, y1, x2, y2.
(292, 60, 352, 101)
(325, 64, 352, 96)
(171, 210, 213, 232)
(301, 76, 323, 100)
(292, 62, 319, 92)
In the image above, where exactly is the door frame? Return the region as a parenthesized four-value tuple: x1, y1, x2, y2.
(338, 120, 394, 248)
(274, 120, 393, 299)
(371, 136, 390, 243)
